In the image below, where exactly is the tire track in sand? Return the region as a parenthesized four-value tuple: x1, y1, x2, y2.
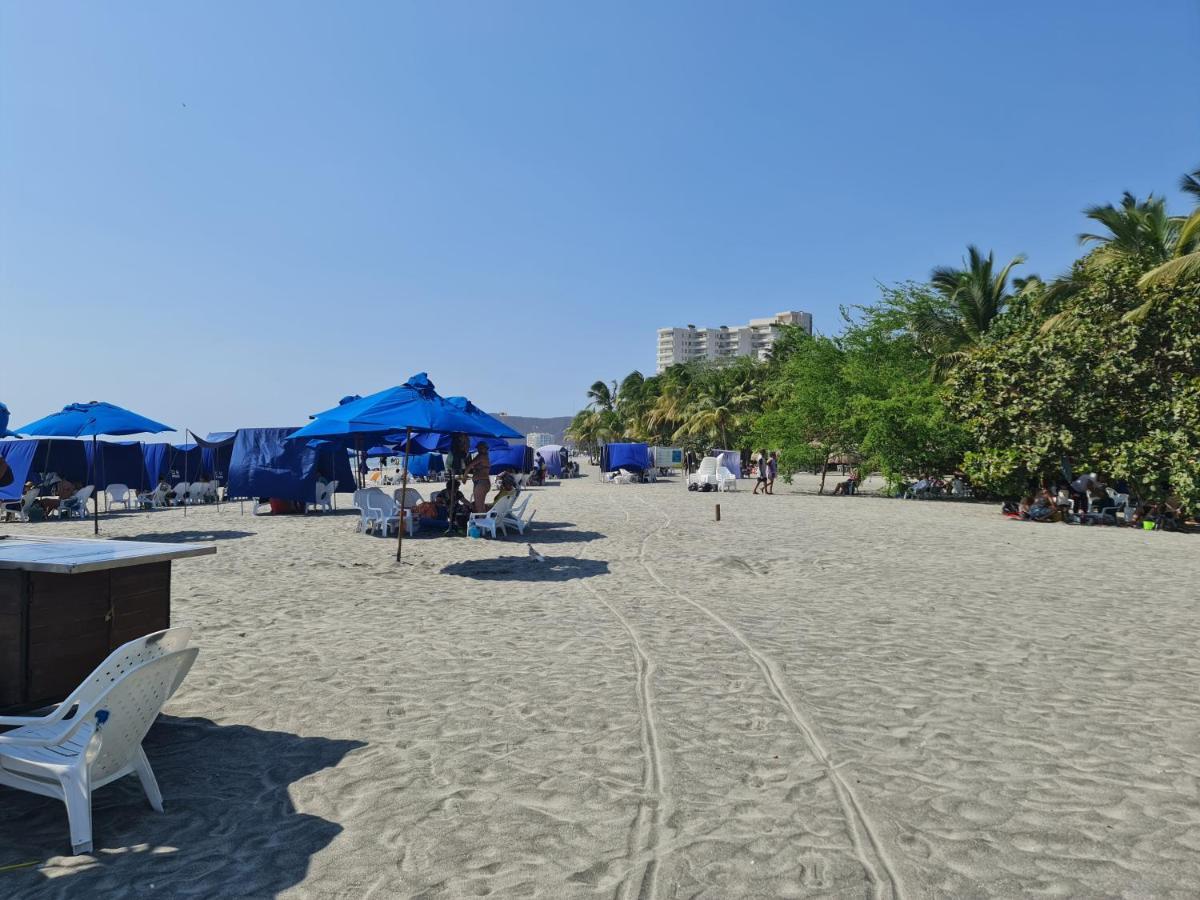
(627, 493, 905, 900)
(576, 498, 670, 900)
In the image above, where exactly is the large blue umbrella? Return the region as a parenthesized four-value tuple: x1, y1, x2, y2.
(17, 401, 174, 533)
(288, 374, 519, 561)
(444, 396, 522, 441)
(289, 374, 518, 441)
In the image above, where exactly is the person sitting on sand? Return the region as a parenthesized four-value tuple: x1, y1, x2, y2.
(1089, 483, 1116, 517)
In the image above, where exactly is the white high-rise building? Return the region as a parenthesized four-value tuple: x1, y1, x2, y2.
(655, 311, 813, 373)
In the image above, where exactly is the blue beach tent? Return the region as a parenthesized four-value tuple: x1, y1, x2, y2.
(406, 452, 444, 478)
(84, 440, 151, 492)
(600, 442, 651, 474)
(536, 445, 564, 477)
(0, 439, 90, 500)
(488, 444, 533, 475)
(225, 428, 356, 503)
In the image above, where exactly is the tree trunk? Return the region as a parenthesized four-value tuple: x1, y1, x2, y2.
(818, 451, 831, 494)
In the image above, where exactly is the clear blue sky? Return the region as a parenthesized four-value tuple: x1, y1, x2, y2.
(3, 1, 1197, 437)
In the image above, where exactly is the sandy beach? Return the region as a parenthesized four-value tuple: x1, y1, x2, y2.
(3, 469, 1200, 898)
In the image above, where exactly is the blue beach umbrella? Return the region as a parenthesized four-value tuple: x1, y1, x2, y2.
(17, 401, 174, 533)
(289, 374, 515, 441)
(288, 374, 518, 561)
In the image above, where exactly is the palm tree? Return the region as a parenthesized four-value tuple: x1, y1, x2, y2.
(915, 245, 1025, 377)
(1078, 192, 1180, 269)
(671, 365, 758, 449)
(586, 380, 618, 413)
(1134, 168, 1200, 297)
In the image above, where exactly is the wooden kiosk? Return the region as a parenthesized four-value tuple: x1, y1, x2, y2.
(0, 536, 214, 710)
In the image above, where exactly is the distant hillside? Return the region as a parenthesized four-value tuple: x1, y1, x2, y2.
(492, 414, 574, 445)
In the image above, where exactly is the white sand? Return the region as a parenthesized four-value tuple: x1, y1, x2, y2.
(3, 469, 1200, 898)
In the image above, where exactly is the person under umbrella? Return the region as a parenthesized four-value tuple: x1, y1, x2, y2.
(462, 441, 491, 513)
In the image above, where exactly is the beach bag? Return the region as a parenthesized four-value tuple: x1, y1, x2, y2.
(688, 483, 699, 491)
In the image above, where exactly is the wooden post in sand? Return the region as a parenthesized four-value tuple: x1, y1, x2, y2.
(715, 503, 721, 522)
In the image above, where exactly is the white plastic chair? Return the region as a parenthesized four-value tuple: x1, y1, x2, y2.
(502, 495, 536, 535)
(468, 494, 515, 538)
(140, 485, 169, 510)
(106, 484, 133, 511)
(393, 487, 422, 510)
(172, 482, 189, 506)
(186, 483, 205, 505)
(3, 486, 39, 522)
(311, 479, 337, 512)
(364, 490, 401, 536)
(60, 486, 94, 519)
(0, 627, 193, 733)
(352, 488, 374, 532)
(0, 647, 199, 855)
(717, 466, 738, 491)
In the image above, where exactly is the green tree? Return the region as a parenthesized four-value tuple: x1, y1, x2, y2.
(917, 245, 1025, 377)
(754, 337, 855, 493)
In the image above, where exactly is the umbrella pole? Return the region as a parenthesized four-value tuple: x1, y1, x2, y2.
(92, 435, 99, 534)
(396, 426, 411, 563)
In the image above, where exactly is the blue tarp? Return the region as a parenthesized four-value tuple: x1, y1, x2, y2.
(601, 442, 651, 473)
(226, 428, 356, 502)
(536, 445, 564, 477)
(489, 445, 533, 475)
(406, 453, 444, 478)
(0, 438, 92, 498)
(144, 443, 204, 485)
(84, 441, 150, 491)
(0, 441, 38, 501)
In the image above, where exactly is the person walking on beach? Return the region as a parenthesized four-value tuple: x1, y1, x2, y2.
(463, 441, 492, 513)
(754, 449, 769, 495)
(766, 451, 778, 494)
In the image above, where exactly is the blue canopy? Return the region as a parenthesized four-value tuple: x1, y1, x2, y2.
(406, 452, 444, 478)
(601, 442, 651, 473)
(536, 445, 564, 477)
(289, 374, 521, 442)
(83, 441, 151, 491)
(0, 441, 37, 501)
(17, 401, 173, 437)
(405, 432, 509, 454)
(489, 445, 533, 474)
(226, 428, 356, 502)
(0, 439, 89, 498)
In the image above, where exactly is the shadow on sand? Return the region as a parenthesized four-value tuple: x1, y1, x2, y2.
(519, 521, 605, 544)
(0, 716, 364, 898)
(116, 530, 255, 543)
(441, 554, 609, 582)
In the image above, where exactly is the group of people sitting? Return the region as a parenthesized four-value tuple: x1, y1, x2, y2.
(900, 473, 971, 499)
(1007, 471, 1186, 530)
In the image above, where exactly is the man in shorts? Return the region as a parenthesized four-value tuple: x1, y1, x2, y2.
(754, 449, 769, 495)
